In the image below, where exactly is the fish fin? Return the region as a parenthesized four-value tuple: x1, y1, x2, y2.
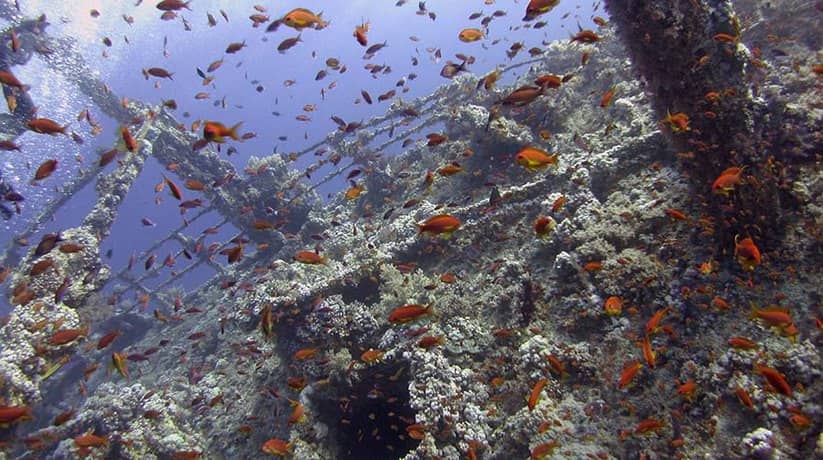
(228, 122, 243, 141)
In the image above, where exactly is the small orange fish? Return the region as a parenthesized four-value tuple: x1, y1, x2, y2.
(458, 28, 484, 42)
(676, 381, 698, 400)
(203, 121, 242, 143)
(74, 432, 108, 448)
(640, 334, 656, 368)
(294, 347, 318, 360)
(96, 330, 121, 350)
(523, 0, 560, 21)
(120, 125, 137, 152)
(416, 214, 461, 237)
(711, 166, 744, 195)
(618, 361, 642, 388)
(527, 378, 548, 411)
(34, 159, 58, 180)
(734, 236, 760, 270)
(184, 179, 206, 191)
(344, 185, 365, 200)
(50, 325, 89, 346)
(664, 208, 688, 221)
(635, 418, 665, 434)
(438, 164, 463, 176)
(749, 304, 793, 329)
(600, 85, 616, 108)
(293, 250, 326, 265)
(282, 8, 327, 30)
(604, 296, 622, 316)
(27, 118, 68, 135)
(735, 386, 754, 409)
(755, 365, 792, 397)
(111, 352, 129, 378)
(531, 441, 560, 460)
(533, 216, 555, 238)
(0, 405, 32, 425)
(287, 399, 306, 425)
(501, 85, 544, 106)
(551, 195, 566, 213)
(360, 348, 384, 363)
(645, 308, 668, 335)
(353, 21, 369, 46)
(426, 133, 448, 146)
(570, 30, 601, 44)
(515, 146, 557, 172)
(261, 438, 291, 455)
(582, 261, 602, 272)
(534, 74, 562, 89)
(388, 304, 434, 324)
(662, 110, 690, 133)
(163, 175, 183, 200)
(728, 337, 758, 350)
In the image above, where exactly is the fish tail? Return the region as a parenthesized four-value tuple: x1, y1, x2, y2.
(316, 12, 329, 29)
(425, 303, 438, 318)
(229, 122, 243, 140)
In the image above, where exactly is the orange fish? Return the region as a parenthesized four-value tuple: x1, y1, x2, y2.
(156, 0, 191, 11)
(749, 305, 792, 328)
(640, 334, 656, 368)
(163, 175, 183, 200)
(458, 28, 484, 43)
(261, 439, 291, 455)
(360, 348, 384, 363)
(50, 325, 89, 346)
(728, 337, 758, 350)
(734, 236, 760, 271)
(203, 121, 242, 143)
(600, 85, 616, 108)
(534, 74, 562, 89)
(604, 296, 622, 315)
(416, 214, 461, 237)
(0, 70, 26, 89)
(533, 216, 555, 237)
(570, 30, 601, 44)
(527, 378, 548, 411)
(34, 159, 58, 180)
(515, 146, 557, 172)
(662, 110, 690, 133)
(755, 365, 792, 397)
(354, 21, 369, 46)
(618, 361, 642, 388)
(27, 118, 67, 135)
(96, 330, 121, 350)
(282, 8, 328, 30)
(500, 85, 544, 106)
(711, 166, 744, 195)
(388, 304, 434, 324)
(293, 250, 326, 265)
(74, 431, 108, 448)
(645, 308, 668, 335)
(111, 352, 129, 378)
(635, 418, 665, 434)
(437, 164, 463, 176)
(344, 185, 365, 200)
(523, 0, 560, 21)
(120, 125, 137, 152)
(0, 405, 33, 425)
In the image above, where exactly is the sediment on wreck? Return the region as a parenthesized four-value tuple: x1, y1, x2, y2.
(603, 0, 817, 261)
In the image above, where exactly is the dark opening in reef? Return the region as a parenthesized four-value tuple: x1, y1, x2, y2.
(340, 275, 381, 305)
(314, 361, 419, 460)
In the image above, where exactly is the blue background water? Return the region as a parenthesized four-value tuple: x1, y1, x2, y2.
(0, 0, 597, 314)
